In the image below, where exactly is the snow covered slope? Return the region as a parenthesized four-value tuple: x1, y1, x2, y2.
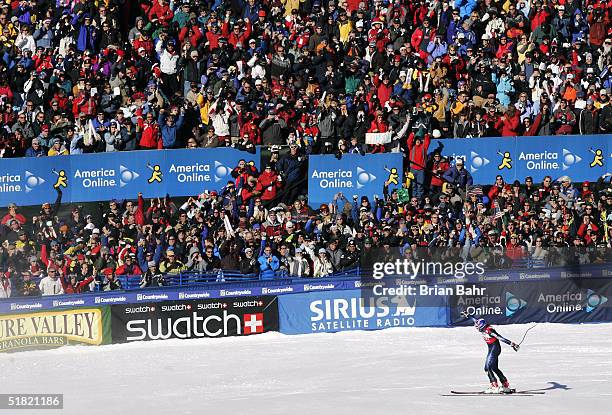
(2, 323, 610, 415)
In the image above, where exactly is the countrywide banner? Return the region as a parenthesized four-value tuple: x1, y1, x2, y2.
(439, 134, 611, 184)
(0, 307, 111, 352)
(450, 278, 612, 326)
(308, 153, 403, 206)
(110, 296, 278, 343)
(0, 147, 260, 207)
(278, 289, 449, 335)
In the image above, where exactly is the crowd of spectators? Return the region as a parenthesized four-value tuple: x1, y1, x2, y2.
(0, 0, 611, 298)
(1, 166, 611, 298)
(0, 0, 610, 159)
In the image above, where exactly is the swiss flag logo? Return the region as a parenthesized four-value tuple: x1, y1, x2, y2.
(243, 313, 264, 334)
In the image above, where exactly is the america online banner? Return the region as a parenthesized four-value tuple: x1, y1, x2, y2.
(0, 147, 260, 206)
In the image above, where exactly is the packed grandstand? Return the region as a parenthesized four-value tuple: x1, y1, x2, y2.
(0, 0, 611, 298)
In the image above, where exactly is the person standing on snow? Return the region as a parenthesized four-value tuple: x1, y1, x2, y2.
(464, 313, 520, 393)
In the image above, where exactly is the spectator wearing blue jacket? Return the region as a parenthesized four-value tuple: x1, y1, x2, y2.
(158, 107, 185, 149)
(258, 246, 279, 280)
(71, 12, 99, 52)
(33, 19, 54, 49)
(455, 0, 477, 19)
(493, 71, 514, 108)
(442, 158, 473, 188)
(25, 137, 45, 157)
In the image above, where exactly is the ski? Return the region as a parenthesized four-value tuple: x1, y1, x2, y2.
(441, 393, 537, 397)
(447, 389, 545, 395)
(451, 389, 516, 394)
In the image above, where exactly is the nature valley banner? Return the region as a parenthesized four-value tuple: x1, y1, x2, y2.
(0, 307, 111, 352)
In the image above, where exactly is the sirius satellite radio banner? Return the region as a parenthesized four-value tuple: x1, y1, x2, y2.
(278, 289, 449, 335)
(308, 153, 403, 206)
(0, 148, 260, 207)
(439, 134, 610, 184)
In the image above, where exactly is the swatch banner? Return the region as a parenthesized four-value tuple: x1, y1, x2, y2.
(110, 295, 278, 343)
(308, 153, 403, 206)
(438, 134, 610, 184)
(450, 278, 612, 326)
(0, 147, 260, 207)
(0, 307, 111, 352)
(279, 289, 449, 335)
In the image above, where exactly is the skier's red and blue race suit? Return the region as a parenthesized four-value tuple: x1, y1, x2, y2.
(470, 317, 513, 384)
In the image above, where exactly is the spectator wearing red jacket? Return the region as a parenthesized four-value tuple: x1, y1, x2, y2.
(1, 203, 27, 225)
(411, 18, 436, 60)
(72, 92, 97, 118)
(147, 0, 174, 27)
(368, 110, 389, 153)
(376, 74, 393, 107)
(505, 234, 526, 263)
(239, 115, 262, 145)
(231, 159, 259, 188)
(257, 164, 282, 202)
(178, 25, 203, 48)
(205, 21, 223, 50)
(115, 254, 143, 276)
(61, 275, 94, 294)
(488, 175, 507, 205)
(222, 17, 252, 49)
(497, 107, 521, 137)
(577, 215, 599, 240)
(427, 151, 450, 194)
(241, 175, 263, 205)
(407, 129, 431, 198)
(137, 111, 162, 149)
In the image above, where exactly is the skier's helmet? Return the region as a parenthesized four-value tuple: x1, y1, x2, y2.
(475, 318, 487, 332)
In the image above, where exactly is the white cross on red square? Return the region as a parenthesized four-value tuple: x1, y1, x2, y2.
(243, 313, 264, 334)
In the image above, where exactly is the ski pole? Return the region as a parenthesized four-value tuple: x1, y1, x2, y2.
(517, 323, 538, 346)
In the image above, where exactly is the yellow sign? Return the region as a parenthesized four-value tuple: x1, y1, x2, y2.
(148, 164, 163, 183)
(497, 151, 512, 170)
(590, 149, 603, 167)
(0, 308, 105, 352)
(53, 169, 68, 188)
(386, 167, 399, 186)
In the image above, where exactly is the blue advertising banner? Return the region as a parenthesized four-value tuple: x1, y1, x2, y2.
(0, 148, 260, 207)
(278, 289, 449, 335)
(307, 153, 403, 206)
(438, 134, 611, 184)
(0, 156, 68, 207)
(0, 278, 362, 314)
(450, 278, 612, 326)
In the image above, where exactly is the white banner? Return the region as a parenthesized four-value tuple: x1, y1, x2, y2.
(365, 131, 392, 145)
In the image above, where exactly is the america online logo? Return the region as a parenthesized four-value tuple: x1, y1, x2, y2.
(0, 171, 46, 193)
(586, 289, 608, 313)
(457, 291, 526, 317)
(73, 166, 139, 188)
(166, 160, 232, 183)
(310, 167, 376, 189)
(505, 292, 527, 317)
